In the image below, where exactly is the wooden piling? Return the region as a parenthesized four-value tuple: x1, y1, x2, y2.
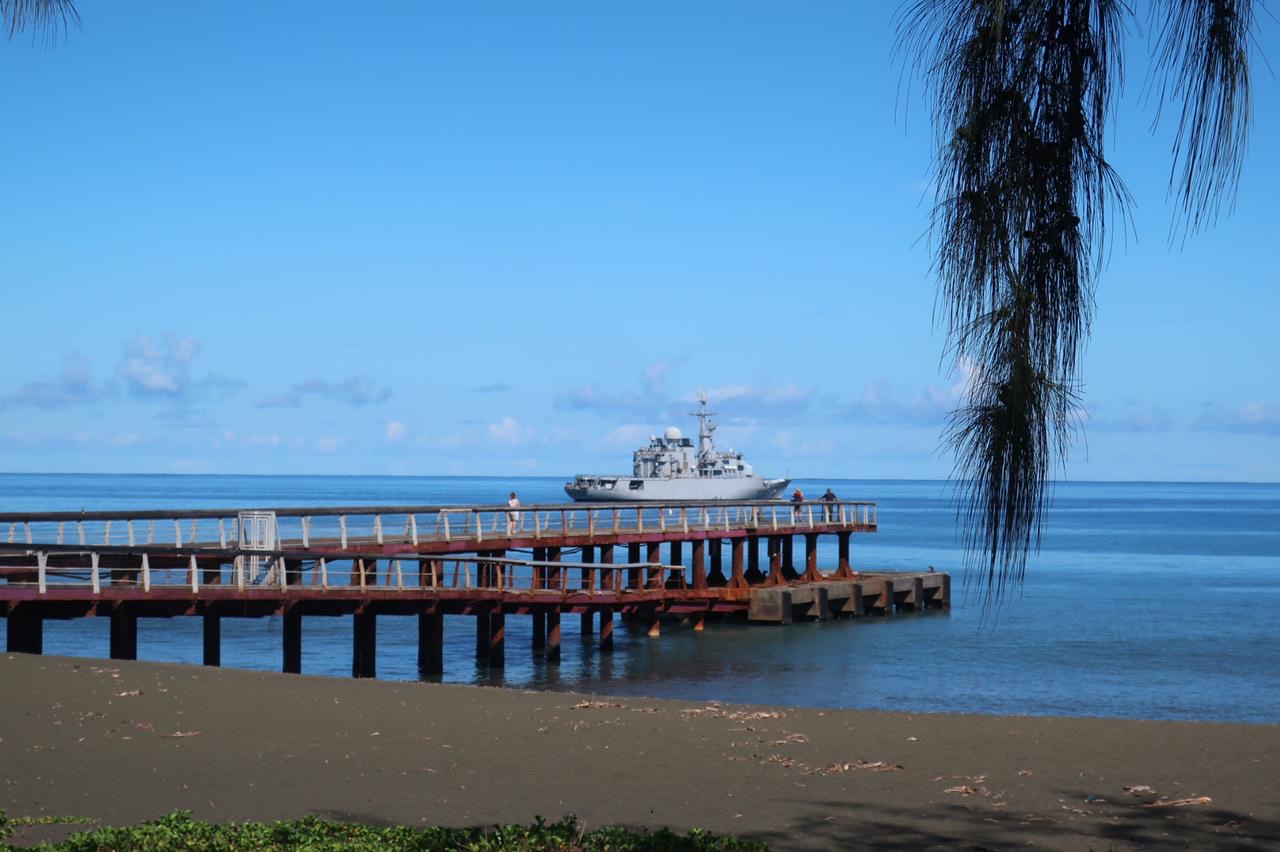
(599, 607, 614, 651)
(488, 609, 505, 668)
(352, 611, 377, 678)
(283, 607, 302, 674)
(109, 606, 137, 660)
(203, 608, 221, 666)
(546, 608, 561, 663)
(418, 611, 443, 675)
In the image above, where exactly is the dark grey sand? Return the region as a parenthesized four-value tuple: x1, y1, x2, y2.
(1, 654, 1276, 850)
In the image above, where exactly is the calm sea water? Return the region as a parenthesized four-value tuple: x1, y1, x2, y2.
(3, 474, 1277, 724)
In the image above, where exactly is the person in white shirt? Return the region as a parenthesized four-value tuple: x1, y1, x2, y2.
(506, 491, 521, 534)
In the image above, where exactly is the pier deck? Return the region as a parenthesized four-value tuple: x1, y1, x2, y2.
(0, 499, 947, 678)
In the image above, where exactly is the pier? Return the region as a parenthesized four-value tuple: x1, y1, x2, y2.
(0, 499, 948, 678)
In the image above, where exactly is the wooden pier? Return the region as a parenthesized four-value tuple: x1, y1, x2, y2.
(0, 499, 948, 678)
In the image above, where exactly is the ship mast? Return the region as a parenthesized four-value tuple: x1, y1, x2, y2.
(691, 393, 717, 462)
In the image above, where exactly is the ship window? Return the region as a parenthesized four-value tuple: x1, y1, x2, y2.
(630, 480, 643, 490)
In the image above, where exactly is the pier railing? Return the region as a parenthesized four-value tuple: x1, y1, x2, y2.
(0, 543, 694, 596)
(0, 499, 877, 551)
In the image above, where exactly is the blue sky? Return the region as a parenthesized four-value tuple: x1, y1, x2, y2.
(1, 2, 1276, 481)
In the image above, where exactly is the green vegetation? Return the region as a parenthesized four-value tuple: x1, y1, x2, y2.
(1, 810, 765, 851)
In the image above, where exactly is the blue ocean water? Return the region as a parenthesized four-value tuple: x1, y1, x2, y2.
(3, 474, 1277, 724)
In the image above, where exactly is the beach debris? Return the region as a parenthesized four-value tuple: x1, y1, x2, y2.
(134, 721, 154, 731)
(115, 690, 142, 697)
(1084, 794, 1107, 803)
(682, 705, 784, 721)
(907, 736, 918, 742)
(1018, 769, 1033, 776)
(806, 760, 903, 776)
(161, 730, 202, 738)
(771, 732, 809, 745)
(573, 700, 624, 710)
(764, 754, 797, 768)
(1139, 796, 1212, 808)
(945, 785, 979, 796)
(1123, 784, 1158, 797)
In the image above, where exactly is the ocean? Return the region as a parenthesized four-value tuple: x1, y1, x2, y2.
(3, 474, 1277, 724)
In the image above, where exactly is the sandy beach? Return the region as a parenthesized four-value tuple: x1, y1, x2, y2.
(1, 653, 1276, 850)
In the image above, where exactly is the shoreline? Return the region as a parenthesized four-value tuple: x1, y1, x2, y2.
(2, 654, 1277, 850)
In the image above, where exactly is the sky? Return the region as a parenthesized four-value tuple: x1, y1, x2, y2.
(1, 1, 1277, 481)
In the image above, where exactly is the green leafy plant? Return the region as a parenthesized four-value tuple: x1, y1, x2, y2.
(3, 811, 766, 851)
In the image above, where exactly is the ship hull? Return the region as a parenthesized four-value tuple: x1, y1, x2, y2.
(564, 476, 790, 502)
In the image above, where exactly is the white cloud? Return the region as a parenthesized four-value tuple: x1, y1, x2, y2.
(487, 416, 534, 445)
(384, 420, 409, 443)
(120, 334, 199, 398)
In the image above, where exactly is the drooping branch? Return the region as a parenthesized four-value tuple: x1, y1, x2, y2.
(1, 0, 78, 41)
(899, 0, 1128, 605)
(1151, 0, 1256, 231)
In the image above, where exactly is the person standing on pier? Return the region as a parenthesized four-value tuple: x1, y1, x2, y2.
(791, 488, 804, 522)
(821, 488, 838, 522)
(506, 491, 521, 534)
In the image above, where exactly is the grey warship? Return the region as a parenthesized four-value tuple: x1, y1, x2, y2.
(564, 396, 790, 502)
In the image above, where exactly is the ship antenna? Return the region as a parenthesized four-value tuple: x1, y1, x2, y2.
(691, 391, 717, 460)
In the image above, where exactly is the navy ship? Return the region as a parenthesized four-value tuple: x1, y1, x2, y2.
(564, 396, 789, 502)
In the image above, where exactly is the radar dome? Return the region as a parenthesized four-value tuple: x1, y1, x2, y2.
(664, 426, 683, 441)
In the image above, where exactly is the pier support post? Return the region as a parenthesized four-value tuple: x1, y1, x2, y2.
(708, 539, 725, 586)
(532, 547, 546, 589)
(109, 606, 137, 660)
(283, 607, 302, 674)
(803, 533, 821, 581)
(475, 608, 491, 659)
(599, 607, 614, 651)
(202, 608, 221, 666)
(203, 560, 221, 587)
(546, 609, 561, 664)
(580, 546, 595, 634)
(645, 542, 661, 588)
(691, 539, 706, 589)
(352, 611, 377, 678)
(488, 609, 505, 668)
(5, 606, 42, 655)
(941, 573, 951, 608)
(627, 543, 641, 589)
(418, 612, 443, 675)
(913, 576, 926, 611)
(746, 535, 763, 583)
(729, 539, 746, 588)
(691, 611, 706, 632)
(782, 534, 796, 579)
(532, 608, 546, 650)
(767, 536, 784, 584)
(670, 540, 683, 569)
(600, 544, 614, 591)
(836, 532, 853, 577)
(546, 546, 562, 592)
